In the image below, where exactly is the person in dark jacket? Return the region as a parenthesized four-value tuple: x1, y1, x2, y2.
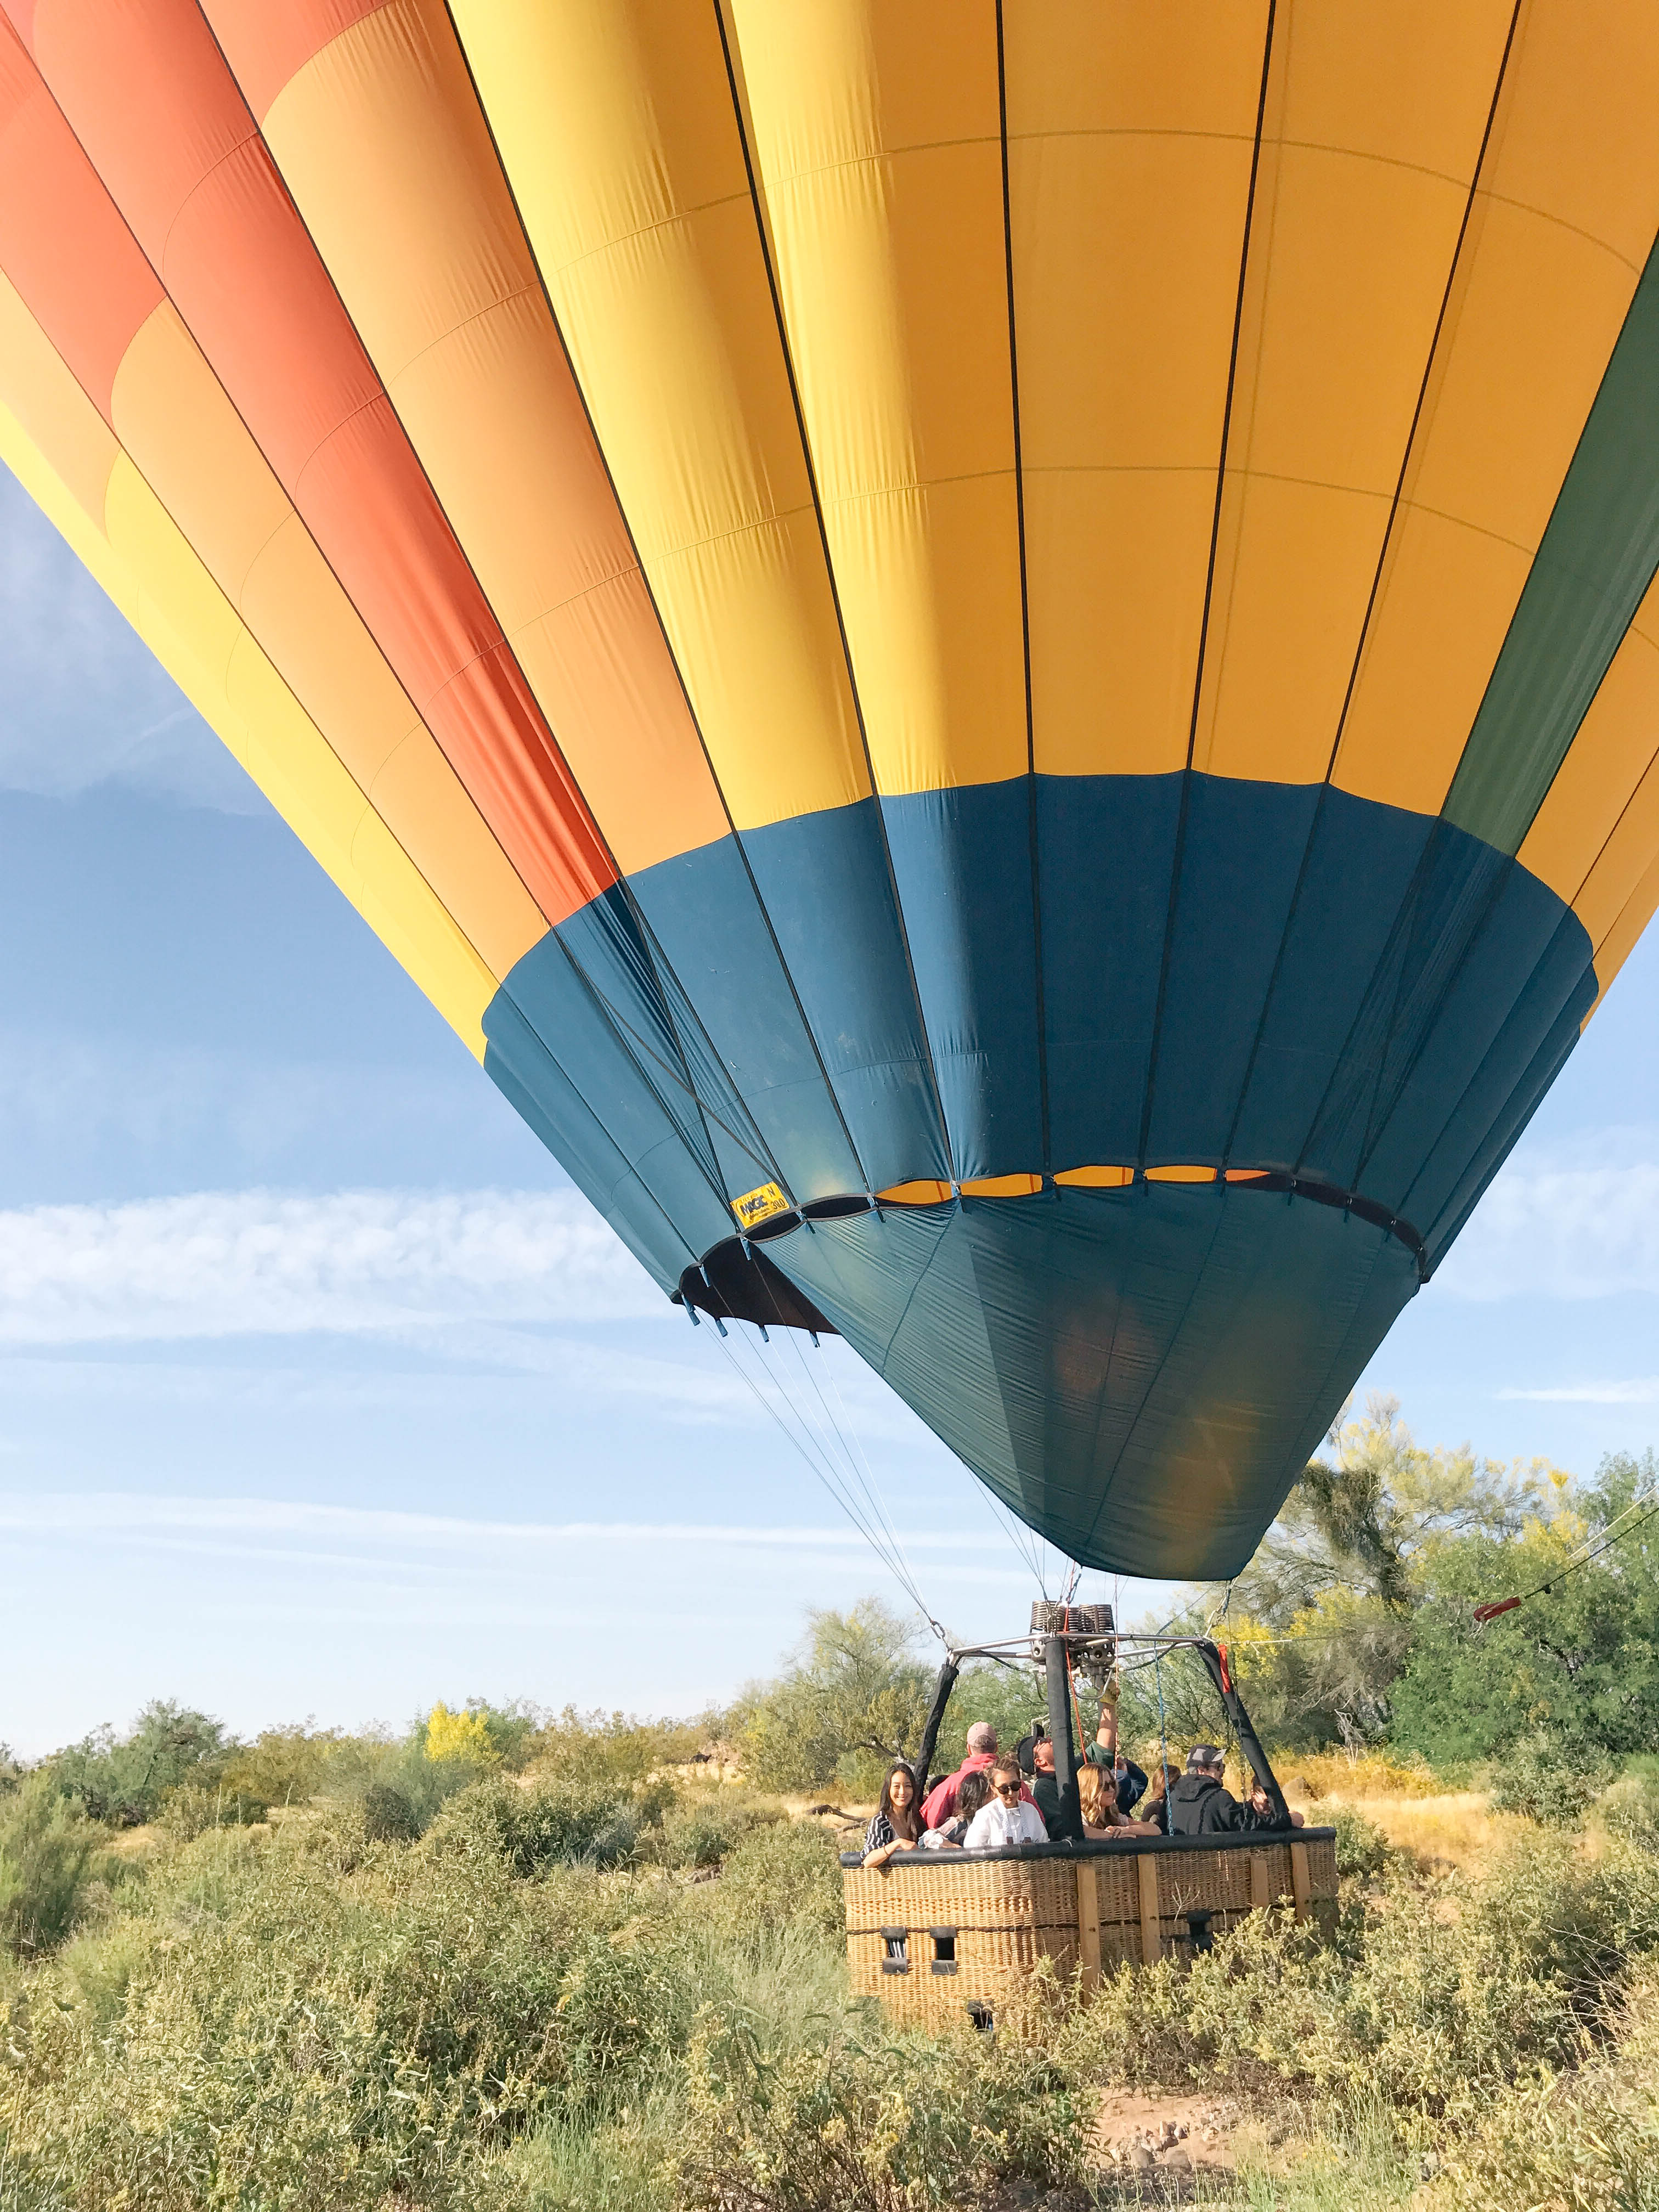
(1167, 1746, 1291, 1835)
(1029, 1734, 1060, 1833)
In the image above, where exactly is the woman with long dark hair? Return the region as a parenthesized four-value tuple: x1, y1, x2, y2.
(862, 1762, 922, 1869)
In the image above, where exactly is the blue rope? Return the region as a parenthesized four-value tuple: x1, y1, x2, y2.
(1154, 1647, 1171, 1834)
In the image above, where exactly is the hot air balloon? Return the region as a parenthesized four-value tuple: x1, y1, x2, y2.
(1, 1, 1656, 1581)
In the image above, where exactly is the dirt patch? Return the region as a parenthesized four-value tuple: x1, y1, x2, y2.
(1093, 2087, 1251, 2174)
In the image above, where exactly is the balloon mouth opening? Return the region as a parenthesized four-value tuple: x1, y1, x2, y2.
(674, 1171, 1426, 1331)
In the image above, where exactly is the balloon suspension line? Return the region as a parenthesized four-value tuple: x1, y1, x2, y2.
(707, 1318, 941, 1637)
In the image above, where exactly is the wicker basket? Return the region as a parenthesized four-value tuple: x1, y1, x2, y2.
(843, 1830, 1339, 2028)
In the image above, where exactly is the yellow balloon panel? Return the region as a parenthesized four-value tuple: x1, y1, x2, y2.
(250, 0, 731, 880)
(736, 0, 1026, 797)
(448, 0, 871, 834)
(1333, 0, 1659, 817)
(1006, 3, 1267, 780)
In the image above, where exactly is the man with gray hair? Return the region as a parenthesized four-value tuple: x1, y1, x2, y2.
(919, 1720, 1032, 1830)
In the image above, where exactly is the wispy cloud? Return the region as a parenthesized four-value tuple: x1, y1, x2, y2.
(1436, 1163, 1659, 1301)
(0, 1493, 998, 1551)
(0, 1492, 1036, 1597)
(0, 1187, 664, 1343)
(0, 470, 262, 813)
(1499, 1379, 1659, 1404)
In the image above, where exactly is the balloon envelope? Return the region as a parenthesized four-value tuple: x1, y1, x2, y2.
(2, 1, 1656, 1575)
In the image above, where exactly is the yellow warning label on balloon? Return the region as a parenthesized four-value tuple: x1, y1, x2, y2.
(732, 1182, 791, 1230)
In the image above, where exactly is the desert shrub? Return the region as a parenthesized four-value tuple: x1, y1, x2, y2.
(1329, 1802, 1393, 1879)
(529, 1706, 706, 1788)
(425, 1700, 501, 1767)
(158, 1779, 269, 1840)
(1599, 1760, 1659, 1853)
(0, 1820, 707, 2207)
(657, 1791, 782, 1872)
(360, 1781, 423, 1844)
(47, 1701, 233, 1827)
(671, 2000, 1089, 2210)
(0, 1775, 103, 1956)
(333, 1731, 489, 1843)
(731, 1601, 935, 1796)
(218, 1723, 354, 1810)
(1487, 1731, 1616, 1826)
(1056, 1837, 1659, 2115)
(1279, 1749, 1443, 1801)
(422, 1775, 645, 1874)
(705, 1817, 845, 1946)
(1432, 1968, 1659, 2210)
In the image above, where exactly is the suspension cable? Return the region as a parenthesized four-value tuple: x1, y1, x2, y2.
(709, 1324, 936, 1624)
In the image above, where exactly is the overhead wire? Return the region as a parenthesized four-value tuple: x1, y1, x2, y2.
(1474, 1487, 1659, 1622)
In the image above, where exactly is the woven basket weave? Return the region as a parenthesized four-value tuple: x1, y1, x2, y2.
(845, 1831, 1339, 2028)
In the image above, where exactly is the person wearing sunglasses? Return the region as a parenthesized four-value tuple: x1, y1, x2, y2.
(961, 1759, 1048, 1850)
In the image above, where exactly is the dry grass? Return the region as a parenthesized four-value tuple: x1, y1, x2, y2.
(1277, 1750, 1441, 1801)
(1284, 1781, 1531, 1870)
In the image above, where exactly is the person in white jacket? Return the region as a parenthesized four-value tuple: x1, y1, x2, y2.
(962, 1760, 1048, 1850)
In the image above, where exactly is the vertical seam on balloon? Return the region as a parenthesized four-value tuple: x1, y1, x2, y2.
(995, 0, 1052, 1181)
(1561, 729, 1659, 917)
(1344, 837, 1517, 1198)
(483, 1019, 704, 1273)
(439, 0, 870, 1207)
(541, 926, 770, 1220)
(194, 2, 775, 1217)
(1392, 902, 1589, 1231)
(1321, 0, 1524, 791)
(1414, 989, 1584, 1266)
(1223, 0, 1529, 1178)
(1077, 1188, 1233, 1562)
(956, 1207, 1043, 1522)
(487, 1013, 708, 1274)
(709, 0, 958, 1187)
(1135, 0, 1277, 1170)
(871, 1206, 961, 1374)
(1288, 820, 1439, 1182)
(1294, 1237, 1400, 1474)
(1217, 782, 1329, 1169)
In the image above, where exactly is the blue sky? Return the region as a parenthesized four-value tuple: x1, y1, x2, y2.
(2, 461, 1657, 1757)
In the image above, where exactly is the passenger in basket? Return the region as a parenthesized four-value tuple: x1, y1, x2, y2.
(1078, 1761, 1161, 1839)
(1029, 1734, 1061, 1835)
(1085, 1690, 1149, 1815)
(919, 1723, 1035, 1829)
(862, 1763, 922, 1869)
(1137, 1760, 1174, 1833)
(1168, 1746, 1292, 1835)
(922, 1767, 993, 1848)
(962, 1759, 1048, 1850)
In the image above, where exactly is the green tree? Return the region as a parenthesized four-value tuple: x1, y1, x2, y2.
(732, 1600, 935, 1794)
(1389, 1451, 1659, 1768)
(1210, 1397, 1558, 1752)
(49, 1700, 235, 1826)
(1229, 1395, 1547, 1625)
